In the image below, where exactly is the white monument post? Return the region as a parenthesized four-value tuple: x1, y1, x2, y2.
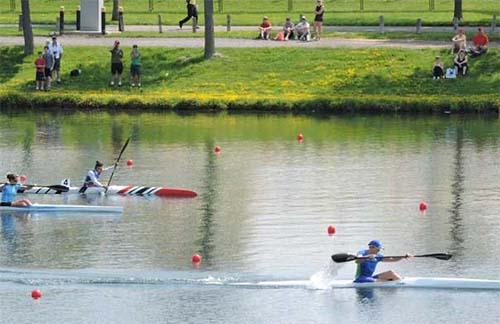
(80, 0, 103, 32)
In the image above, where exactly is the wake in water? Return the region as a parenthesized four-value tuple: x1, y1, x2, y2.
(0, 264, 345, 290)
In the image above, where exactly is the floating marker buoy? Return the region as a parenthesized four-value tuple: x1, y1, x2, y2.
(419, 201, 428, 212)
(31, 289, 42, 299)
(327, 225, 336, 235)
(192, 254, 202, 263)
(20, 175, 27, 184)
(214, 146, 221, 154)
(297, 133, 304, 141)
(126, 159, 134, 166)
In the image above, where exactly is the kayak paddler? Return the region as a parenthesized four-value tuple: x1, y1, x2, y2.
(0, 173, 33, 207)
(354, 240, 413, 283)
(79, 161, 112, 193)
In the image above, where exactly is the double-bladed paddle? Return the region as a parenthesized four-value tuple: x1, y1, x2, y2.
(105, 137, 131, 194)
(331, 253, 452, 263)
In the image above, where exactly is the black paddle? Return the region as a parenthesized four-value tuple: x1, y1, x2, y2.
(105, 137, 131, 194)
(331, 253, 452, 263)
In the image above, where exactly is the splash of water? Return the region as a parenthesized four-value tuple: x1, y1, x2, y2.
(308, 261, 339, 289)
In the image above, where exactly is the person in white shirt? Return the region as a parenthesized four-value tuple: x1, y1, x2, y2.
(295, 15, 310, 41)
(47, 34, 64, 83)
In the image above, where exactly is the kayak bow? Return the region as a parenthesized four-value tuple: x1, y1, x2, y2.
(0, 203, 123, 213)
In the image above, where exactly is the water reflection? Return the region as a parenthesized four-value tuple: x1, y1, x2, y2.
(196, 141, 219, 265)
(448, 126, 465, 255)
(356, 288, 375, 302)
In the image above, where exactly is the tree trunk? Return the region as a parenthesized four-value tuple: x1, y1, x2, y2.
(112, 0, 120, 21)
(21, 0, 34, 55)
(204, 0, 215, 59)
(453, 0, 463, 20)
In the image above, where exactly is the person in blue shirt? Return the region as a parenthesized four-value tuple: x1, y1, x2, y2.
(0, 174, 33, 207)
(354, 240, 412, 283)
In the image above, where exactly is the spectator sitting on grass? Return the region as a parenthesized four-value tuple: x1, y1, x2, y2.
(34, 51, 45, 91)
(296, 15, 311, 41)
(283, 17, 295, 40)
(452, 28, 467, 54)
(470, 27, 489, 57)
(454, 50, 468, 76)
(432, 56, 444, 80)
(258, 16, 272, 40)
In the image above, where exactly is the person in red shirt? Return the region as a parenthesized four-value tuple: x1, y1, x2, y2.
(258, 16, 272, 40)
(34, 51, 46, 91)
(471, 27, 489, 57)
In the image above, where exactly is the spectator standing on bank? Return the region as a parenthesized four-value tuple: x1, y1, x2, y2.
(130, 45, 142, 88)
(47, 34, 63, 83)
(110, 40, 124, 87)
(34, 51, 45, 91)
(43, 45, 55, 90)
(314, 0, 325, 40)
(179, 0, 198, 29)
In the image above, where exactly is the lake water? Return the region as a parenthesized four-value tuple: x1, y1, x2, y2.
(0, 111, 499, 323)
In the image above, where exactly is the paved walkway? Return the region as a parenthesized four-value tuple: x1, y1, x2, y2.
(0, 24, 497, 49)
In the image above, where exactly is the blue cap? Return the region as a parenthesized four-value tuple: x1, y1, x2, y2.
(368, 240, 383, 249)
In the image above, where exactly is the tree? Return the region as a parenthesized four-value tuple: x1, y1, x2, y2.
(204, 0, 215, 59)
(21, 0, 34, 55)
(112, 0, 120, 21)
(454, 0, 463, 20)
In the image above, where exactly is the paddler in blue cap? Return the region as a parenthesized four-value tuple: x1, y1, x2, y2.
(79, 161, 112, 193)
(354, 240, 412, 283)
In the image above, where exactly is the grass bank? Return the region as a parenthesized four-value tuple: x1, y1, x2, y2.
(0, 46, 498, 113)
(0, 0, 497, 26)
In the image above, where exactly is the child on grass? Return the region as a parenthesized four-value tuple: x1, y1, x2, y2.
(130, 45, 142, 87)
(34, 51, 45, 91)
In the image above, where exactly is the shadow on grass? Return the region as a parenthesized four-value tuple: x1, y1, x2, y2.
(0, 46, 26, 83)
(17, 49, 206, 91)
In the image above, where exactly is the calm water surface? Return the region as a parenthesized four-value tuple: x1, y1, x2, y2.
(0, 112, 500, 323)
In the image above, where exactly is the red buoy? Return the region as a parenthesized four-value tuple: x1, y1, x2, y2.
(126, 159, 134, 166)
(419, 201, 428, 212)
(20, 175, 27, 184)
(297, 133, 304, 142)
(214, 146, 221, 154)
(327, 225, 336, 235)
(31, 289, 42, 299)
(192, 254, 202, 263)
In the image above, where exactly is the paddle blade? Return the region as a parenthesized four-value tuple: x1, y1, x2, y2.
(416, 253, 453, 261)
(331, 253, 358, 263)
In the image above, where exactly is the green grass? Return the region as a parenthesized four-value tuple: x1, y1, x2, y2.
(1, 26, 499, 42)
(0, 45, 499, 112)
(0, 0, 497, 26)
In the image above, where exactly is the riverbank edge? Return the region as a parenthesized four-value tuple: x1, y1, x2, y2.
(1, 91, 498, 114)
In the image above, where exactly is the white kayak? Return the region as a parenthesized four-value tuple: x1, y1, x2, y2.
(11, 184, 197, 198)
(0, 203, 123, 213)
(328, 277, 500, 290)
